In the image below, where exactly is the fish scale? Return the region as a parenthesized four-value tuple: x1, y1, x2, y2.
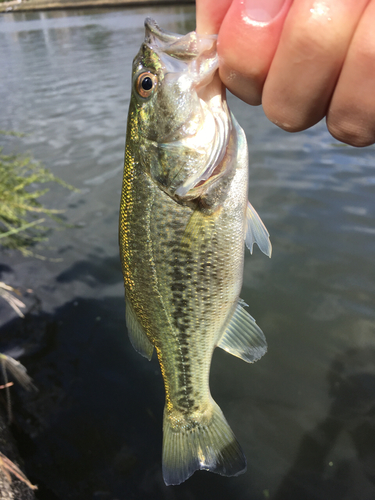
(119, 18, 271, 486)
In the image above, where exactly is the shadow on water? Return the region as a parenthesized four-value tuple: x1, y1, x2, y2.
(55, 255, 122, 286)
(273, 348, 375, 500)
(0, 287, 243, 500)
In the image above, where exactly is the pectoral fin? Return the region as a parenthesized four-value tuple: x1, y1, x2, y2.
(125, 296, 154, 360)
(217, 301, 267, 363)
(181, 206, 217, 247)
(245, 201, 272, 257)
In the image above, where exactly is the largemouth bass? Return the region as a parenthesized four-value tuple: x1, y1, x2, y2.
(119, 18, 272, 486)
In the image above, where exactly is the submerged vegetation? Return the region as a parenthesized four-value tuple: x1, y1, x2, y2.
(0, 130, 74, 256)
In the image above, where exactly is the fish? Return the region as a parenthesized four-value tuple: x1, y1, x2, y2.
(119, 18, 272, 486)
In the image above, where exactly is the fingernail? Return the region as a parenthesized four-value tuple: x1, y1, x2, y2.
(245, 0, 286, 23)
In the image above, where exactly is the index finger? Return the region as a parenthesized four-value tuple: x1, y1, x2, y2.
(196, 0, 292, 105)
(196, 0, 232, 34)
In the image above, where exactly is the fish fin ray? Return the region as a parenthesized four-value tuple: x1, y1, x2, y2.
(181, 208, 216, 249)
(125, 296, 154, 360)
(217, 302, 267, 363)
(162, 400, 246, 485)
(245, 201, 272, 257)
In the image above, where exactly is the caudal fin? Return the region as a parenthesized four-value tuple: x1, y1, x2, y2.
(162, 400, 246, 485)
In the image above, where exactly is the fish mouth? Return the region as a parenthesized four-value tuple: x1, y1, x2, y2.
(145, 18, 217, 61)
(143, 19, 231, 200)
(144, 18, 218, 78)
(145, 18, 182, 46)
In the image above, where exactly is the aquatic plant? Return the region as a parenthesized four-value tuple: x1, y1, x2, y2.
(0, 282, 26, 317)
(0, 130, 74, 256)
(0, 451, 38, 491)
(0, 353, 37, 492)
(0, 353, 36, 422)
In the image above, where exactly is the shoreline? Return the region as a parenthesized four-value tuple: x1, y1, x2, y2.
(0, 0, 194, 14)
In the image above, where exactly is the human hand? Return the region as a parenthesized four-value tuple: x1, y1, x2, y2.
(196, 0, 375, 147)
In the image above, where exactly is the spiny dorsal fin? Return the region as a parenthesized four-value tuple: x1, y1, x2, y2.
(245, 201, 272, 257)
(125, 296, 154, 360)
(217, 301, 267, 363)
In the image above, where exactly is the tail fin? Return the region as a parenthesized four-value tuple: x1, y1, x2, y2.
(162, 400, 246, 485)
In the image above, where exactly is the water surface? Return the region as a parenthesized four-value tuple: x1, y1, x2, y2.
(0, 6, 375, 500)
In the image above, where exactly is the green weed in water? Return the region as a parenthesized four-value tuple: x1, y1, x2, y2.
(0, 131, 75, 255)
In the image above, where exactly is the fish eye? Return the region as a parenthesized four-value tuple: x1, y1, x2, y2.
(136, 72, 157, 98)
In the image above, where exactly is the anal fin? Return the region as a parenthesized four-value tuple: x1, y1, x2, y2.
(217, 301, 267, 363)
(125, 296, 154, 360)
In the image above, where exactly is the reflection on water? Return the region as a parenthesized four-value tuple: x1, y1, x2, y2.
(0, 5, 375, 500)
(273, 348, 375, 500)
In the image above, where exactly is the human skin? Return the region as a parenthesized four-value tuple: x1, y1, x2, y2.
(196, 0, 375, 147)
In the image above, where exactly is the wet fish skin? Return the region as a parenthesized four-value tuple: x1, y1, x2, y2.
(119, 18, 271, 486)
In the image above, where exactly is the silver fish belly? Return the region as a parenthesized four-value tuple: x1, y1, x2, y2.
(119, 18, 272, 486)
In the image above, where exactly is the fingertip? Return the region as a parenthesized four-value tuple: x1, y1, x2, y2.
(219, 63, 262, 105)
(327, 111, 375, 148)
(217, 0, 292, 105)
(326, 0, 375, 148)
(262, 90, 325, 133)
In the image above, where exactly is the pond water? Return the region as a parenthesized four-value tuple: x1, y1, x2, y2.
(1, 5, 375, 500)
